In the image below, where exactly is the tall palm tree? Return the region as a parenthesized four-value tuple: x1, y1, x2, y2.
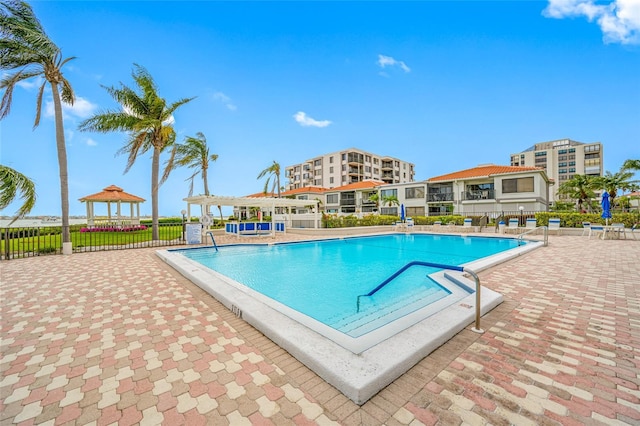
(166, 132, 218, 197)
(0, 0, 75, 249)
(0, 164, 36, 224)
(78, 64, 194, 240)
(257, 160, 281, 198)
(558, 174, 597, 212)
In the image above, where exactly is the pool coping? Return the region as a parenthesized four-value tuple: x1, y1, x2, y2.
(156, 233, 543, 404)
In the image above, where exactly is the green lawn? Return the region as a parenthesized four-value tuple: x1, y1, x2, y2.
(1, 224, 184, 256)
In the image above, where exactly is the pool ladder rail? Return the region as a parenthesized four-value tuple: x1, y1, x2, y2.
(206, 231, 219, 252)
(517, 225, 548, 247)
(356, 261, 485, 334)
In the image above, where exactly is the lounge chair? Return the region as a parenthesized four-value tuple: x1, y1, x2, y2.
(581, 222, 591, 236)
(506, 218, 519, 233)
(526, 218, 537, 229)
(433, 221, 442, 226)
(548, 218, 561, 235)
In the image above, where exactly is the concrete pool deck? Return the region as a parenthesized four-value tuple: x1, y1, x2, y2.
(1, 232, 639, 424)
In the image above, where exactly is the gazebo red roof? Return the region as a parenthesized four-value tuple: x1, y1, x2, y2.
(79, 185, 145, 203)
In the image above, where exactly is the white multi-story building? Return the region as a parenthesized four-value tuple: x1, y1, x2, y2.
(510, 138, 603, 203)
(285, 148, 415, 191)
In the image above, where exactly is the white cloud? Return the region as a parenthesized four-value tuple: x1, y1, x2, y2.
(45, 96, 98, 119)
(377, 54, 411, 73)
(86, 138, 98, 147)
(213, 91, 237, 111)
(293, 111, 332, 128)
(16, 76, 44, 90)
(543, 0, 640, 44)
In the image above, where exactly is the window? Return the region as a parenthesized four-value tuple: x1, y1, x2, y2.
(329, 166, 334, 173)
(373, 168, 379, 174)
(365, 166, 371, 173)
(558, 162, 567, 167)
(314, 159, 321, 167)
(327, 194, 338, 204)
(373, 158, 379, 165)
(329, 156, 334, 163)
(502, 177, 534, 193)
(365, 155, 371, 162)
(380, 189, 397, 198)
(558, 155, 567, 161)
(342, 154, 346, 161)
(342, 165, 346, 171)
(329, 177, 334, 184)
(298, 195, 308, 200)
(405, 187, 425, 199)
(559, 169, 567, 174)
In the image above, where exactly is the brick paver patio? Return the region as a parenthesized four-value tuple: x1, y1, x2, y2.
(1, 233, 638, 425)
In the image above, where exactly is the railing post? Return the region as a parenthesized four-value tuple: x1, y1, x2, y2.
(463, 268, 484, 333)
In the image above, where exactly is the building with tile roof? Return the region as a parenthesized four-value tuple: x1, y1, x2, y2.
(78, 185, 145, 226)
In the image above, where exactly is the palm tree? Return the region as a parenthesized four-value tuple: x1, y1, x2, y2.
(166, 132, 218, 197)
(557, 174, 597, 212)
(382, 194, 399, 208)
(1, 0, 75, 249)
(257, 161, 282, 198)
(594, 168, 639, 209)
(78, 64, 194, 240)
(0, 164, 36, 224)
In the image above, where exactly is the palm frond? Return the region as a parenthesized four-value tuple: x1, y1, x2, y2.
(0, 164, 37, 223)
(33, 79, 45, 127)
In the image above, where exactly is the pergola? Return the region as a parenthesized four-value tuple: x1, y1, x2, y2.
(183, 195, 320, 229)
(79, 185, 145, 227)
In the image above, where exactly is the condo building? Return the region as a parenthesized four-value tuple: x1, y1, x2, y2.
(285, 148, 415, 191)
(510, 138, 603, 203)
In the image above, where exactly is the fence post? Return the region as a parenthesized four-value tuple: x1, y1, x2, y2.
(3, 228, 10, 260)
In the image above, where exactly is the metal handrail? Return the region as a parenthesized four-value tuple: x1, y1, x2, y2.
(517, 225, 548, 247)
(356, 260, 484, 333)
(206, 231, 219, 252)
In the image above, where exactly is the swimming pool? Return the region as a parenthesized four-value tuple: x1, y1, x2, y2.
(157, 232, 541, 404)
(177, 234, 520, 339)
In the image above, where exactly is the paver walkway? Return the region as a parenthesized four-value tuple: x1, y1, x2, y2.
(1, 234, 639, 425)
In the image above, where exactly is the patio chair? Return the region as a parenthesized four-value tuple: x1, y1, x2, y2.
(433, 221, 442, 226)
(589, 224, 604, 239)
(506, 218, 519, 234)
(610, 223, 626, 239)
(526, 218, 537, 229)
(463, 218, 473, 227)
(548, 218, 561, 235)
(581, 221, 591, 236)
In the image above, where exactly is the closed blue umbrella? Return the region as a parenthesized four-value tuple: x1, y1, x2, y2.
(400, 203, 405, 223)
(601, 191, 612, 225)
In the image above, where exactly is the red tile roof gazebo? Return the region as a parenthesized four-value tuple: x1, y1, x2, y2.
(79, 185, 146, 227)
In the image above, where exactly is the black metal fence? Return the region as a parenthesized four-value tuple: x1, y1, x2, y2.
(1, 222, 186, 260)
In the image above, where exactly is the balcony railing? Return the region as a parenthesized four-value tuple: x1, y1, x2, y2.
(427, 193, 454, 202)
(462, 189, 495, 201)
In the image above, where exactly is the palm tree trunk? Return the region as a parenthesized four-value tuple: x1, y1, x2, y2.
(202, 167, 209, 196)
(50, 83, 71, 250)
(151, 147, 160, 241)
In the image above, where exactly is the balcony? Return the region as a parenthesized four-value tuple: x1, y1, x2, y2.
(462, 189, 495, 201)
(427, 193, 453, 202)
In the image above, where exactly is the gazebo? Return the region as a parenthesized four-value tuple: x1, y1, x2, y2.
(79, 185, 145, 227)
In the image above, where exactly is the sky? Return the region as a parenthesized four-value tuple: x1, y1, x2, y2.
(1, 0, 639, 217)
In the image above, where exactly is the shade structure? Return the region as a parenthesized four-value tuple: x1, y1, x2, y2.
(601, 191, 612, 225)
(400, 204, 405, 223)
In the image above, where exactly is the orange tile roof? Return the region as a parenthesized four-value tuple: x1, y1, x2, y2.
(280, 187, 328, 197)
(245, 192, 277, 198)
(79, 185, 145, 202)
(328, 180, 387, 191)
(428, 165, 544, 182)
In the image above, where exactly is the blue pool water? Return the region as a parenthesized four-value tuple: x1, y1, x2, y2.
(176, 234, 522, 337)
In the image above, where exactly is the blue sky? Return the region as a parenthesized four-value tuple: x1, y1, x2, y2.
(2, 0, 639, 217)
